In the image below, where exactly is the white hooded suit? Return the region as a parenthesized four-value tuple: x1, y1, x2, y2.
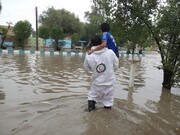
(84, 47, 119, 107)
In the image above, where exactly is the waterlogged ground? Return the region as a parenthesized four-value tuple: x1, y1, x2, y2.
(0, 53, 180, 135)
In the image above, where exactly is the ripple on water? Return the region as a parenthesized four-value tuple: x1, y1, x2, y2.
(0, 54, 180, 135)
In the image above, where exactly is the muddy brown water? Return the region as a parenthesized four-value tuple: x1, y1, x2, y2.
(0, 53, 179, 135)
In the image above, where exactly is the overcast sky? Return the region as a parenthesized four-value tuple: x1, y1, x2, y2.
(0, 0, 93, 29)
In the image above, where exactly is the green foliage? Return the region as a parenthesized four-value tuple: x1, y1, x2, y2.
(72, 33, 80, 47)
(0, 26, 8, 48)
(157, 0, 180, 88)
(83, 5, 104, 40)
(51, 26, 64, 42)
(51, 26, 64, 51)
(13, 20, 32, 49)
(39, 7, 82, 36)
(38, 26, 49, 39)
(39, 25, 64, 51)
(39, 7, 84, 50)
(0, 27, 7, 34)
(93, 0, 180, 89)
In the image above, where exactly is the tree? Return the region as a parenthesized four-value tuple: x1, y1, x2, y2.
(93, 0, 180, 89)
(72, 33, 80, 49)
(39, 26, 50, 47)
(39, 7, 84, 50)
(157, 0, 180, 89)
(39, 7, 83, 36)
(0, 23, 13, 49)
(0, 26, 8, 48)
(39, 25, 64, 51)
(39, 26, 49, 40)
(84, 5, 104, 42)
(13, 20, 32, 50)
(51, 26, 64, 51)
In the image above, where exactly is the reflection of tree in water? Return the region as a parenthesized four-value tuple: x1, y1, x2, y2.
(0, 90, 5, 102)
(12, 55, 39, 86)
(3, 54, 88, 94)
(82, 108, 143, 135)
(14, 55, 31, 73)
(144, 88, 180, 134)
(157, 89, 180, 134)
(38, 55, 86, 79)
(37, 55, 81, 72)
(33, 55, 89, 93)
(114, 88, 180, 134)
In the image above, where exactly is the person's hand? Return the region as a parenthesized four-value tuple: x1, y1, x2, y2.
(87, 49, 94, 55)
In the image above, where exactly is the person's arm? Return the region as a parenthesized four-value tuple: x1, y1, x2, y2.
(88, 41, 107, 55)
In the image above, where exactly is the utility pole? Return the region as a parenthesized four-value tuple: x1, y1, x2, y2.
(35, 6, 38, 50)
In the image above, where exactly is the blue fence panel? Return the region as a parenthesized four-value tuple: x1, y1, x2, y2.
(75, 51, 79, 56)
(82, 52, 86, 57)
(0, 50, 146, 58)
(19, 50, 25, 55)
(30, 50, 35, 54)
(50, 50, 54, 56)
(121, 53, 124, 58)
(59, 51, 63, 55)
(8, 49, 14, 54)
(67, 51, 71, 56)
(132, 54, 135, 58)
(40, 51, 45, 55)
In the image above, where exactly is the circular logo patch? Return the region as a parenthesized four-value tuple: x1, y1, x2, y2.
(96, 63, 106, 73)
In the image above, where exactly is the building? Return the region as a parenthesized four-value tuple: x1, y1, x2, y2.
(44, 39, 72, 48)
(28, 37, 44, 50)
(0, 25, 14, 49)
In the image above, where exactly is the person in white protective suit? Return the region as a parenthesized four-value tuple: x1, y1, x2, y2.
(84, 35, 119, 112)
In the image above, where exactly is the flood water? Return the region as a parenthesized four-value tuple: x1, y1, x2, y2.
(0, 53, 180, 135)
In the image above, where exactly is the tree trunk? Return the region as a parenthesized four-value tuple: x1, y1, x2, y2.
(0, 35, 6, 49)
(162, 69, 173, 90)
(132, 45, 135, 54)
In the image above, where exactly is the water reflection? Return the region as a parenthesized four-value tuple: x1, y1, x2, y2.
(117, 58, 146, 91)
(143, 88, 180, 134)
(127, 87, 134, 105)
(0, 53, 179, 135)
(0, 90, 5, 104)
